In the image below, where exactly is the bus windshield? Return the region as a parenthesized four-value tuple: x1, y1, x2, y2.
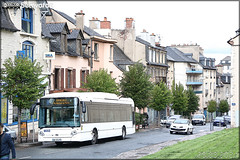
(39, 97, 80, 128)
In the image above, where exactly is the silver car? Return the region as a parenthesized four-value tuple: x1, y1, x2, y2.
(3, 125, 17, 142)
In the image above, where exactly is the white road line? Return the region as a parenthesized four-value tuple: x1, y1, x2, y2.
(19, 156, 31, 159)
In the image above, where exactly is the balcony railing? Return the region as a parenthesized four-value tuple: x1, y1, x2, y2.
(186, 79, 203, 86)
(186, 68, 203, 74)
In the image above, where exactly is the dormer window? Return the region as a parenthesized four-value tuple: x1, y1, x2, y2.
(61, 33, 67, 52)
(22, 8, 33, 33)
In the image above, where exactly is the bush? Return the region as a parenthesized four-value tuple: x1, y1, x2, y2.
(135, 112, 143, 125)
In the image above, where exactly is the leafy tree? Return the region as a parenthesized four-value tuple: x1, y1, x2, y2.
(84, 69, 119, 94)
(207, 100, 217, 126)
(171, 82, 188, 115)
(184, 87, 200, 117)
(149, 81, 172, 126)
(1, 57, 47, 143)
(218, 100, 230, 115)
(120, 62, 153, 112)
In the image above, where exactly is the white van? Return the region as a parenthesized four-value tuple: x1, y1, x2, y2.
(192, 114, 206, 125)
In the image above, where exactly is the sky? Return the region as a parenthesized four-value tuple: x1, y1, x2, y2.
(50, 1, 239, 64)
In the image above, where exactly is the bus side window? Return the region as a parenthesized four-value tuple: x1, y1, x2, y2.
(81, 103, 88, 123)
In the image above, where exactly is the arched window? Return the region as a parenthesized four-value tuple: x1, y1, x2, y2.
(22, 41, 34, 61)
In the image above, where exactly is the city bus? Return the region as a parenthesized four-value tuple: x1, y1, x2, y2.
(37, 92, 135, 145)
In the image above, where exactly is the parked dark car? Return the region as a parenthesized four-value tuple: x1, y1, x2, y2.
(213, 117, 227, 127)
(223, 115, 231, 124)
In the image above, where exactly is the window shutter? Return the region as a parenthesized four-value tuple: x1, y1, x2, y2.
(61, 68, 64, 90)
(73, 69, 76, 88)
(65, 68, 68, 88)
(80, 69, 82, 87)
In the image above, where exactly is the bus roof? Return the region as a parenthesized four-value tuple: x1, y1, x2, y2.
(41, 92, 134, 105)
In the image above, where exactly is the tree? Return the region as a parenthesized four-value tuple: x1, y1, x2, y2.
(1, 57, 47, 143)
(84, 69, 119, 94)
(149, 81, 172, 126)
(207, 100, 217, 130)
(120, 62, 153, 112)
(184, 87, 200, 117)
(171, 82, 188, 115)
(218, 100, 230, 115)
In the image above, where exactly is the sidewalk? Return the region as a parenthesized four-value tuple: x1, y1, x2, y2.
(15, 132, 42, 148)
(112, 126, 224, 159)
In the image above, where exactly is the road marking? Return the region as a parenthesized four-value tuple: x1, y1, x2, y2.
(19, 156, 31, 159)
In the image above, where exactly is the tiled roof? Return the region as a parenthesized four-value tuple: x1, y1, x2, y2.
(52, 8, 76, 25)
(46, 23, 69, 33)
(84, 26, 105, 38)
(1, 8, 19, 32)
(82, 39, 90, 45)
(166, 47, 198, 63)
(221, 56, 231, 61)
(41, 17, 54, 39)
(113, 44, 134, 71)
(52, 8, 105, 38)
(136, 37, 150, 46)
(67, 29, 82, 39)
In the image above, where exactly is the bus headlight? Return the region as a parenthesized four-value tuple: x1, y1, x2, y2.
(39, 131, 45, 136)
(71, 130, 77, 136)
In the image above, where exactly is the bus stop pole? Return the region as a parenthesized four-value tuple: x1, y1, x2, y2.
(32, 115, 34, 143)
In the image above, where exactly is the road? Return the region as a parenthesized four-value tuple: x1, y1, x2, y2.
(15, 123, 226, 159)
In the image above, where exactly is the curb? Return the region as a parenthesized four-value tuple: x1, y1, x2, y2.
(15, 142, 42, 148)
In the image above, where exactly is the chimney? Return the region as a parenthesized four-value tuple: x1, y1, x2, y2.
(89, 17, 100, 29)
(150, 33, 155, 46)
(75, 10, 85, 32)
(125, 17, 135, 29)
(100, 17, 111, 29)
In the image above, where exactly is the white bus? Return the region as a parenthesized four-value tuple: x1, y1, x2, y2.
(38, 92, 135, 145)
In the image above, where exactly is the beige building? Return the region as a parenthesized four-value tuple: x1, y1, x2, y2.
(228, 29, 239, 127)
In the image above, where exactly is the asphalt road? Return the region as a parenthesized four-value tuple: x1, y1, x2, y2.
(15, 123, 226, 159)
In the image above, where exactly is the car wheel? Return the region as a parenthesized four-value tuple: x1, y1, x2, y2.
(190, 129, 193, 134)
(170, 131, 173, 134)
(186, 129, 190, 135)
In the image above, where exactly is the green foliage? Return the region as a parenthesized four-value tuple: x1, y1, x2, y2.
(218, 100, 230, 114)
(184, 87, 200, 116)
(171, 82, 188, 114)
(120, 62, 153, 110)
(149, 81, 172, 111)
(135, 112, 143, 125)
(1, 57, 47, 109)
(207, 100, 217, 113)
(84, 69, 119, 94)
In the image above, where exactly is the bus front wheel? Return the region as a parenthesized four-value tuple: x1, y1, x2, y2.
(121, 127, 126, 140)
(91, 129, 98, 145)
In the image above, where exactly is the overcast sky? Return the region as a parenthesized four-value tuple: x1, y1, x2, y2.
(50, 1, 239, 64)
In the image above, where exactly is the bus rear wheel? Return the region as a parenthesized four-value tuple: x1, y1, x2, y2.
(121, 127, 126, 140)
(91, 129, 98, 145)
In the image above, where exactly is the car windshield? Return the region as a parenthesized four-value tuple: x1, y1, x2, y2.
(174, 119, 188, 124)
(215, 117, 223, 120)
(169, 117, 176, 120)
(193, 115, 203, 118)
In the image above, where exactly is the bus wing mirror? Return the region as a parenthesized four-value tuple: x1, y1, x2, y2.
(82, 102, 86, 113)
(30, 102, 40, 115)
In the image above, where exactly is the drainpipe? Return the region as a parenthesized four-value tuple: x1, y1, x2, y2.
(90, 38, 93, 73)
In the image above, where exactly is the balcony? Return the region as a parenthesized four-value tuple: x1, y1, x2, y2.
(194, 90, 203, 94)
(186, 79, 203, 86)
(186, 68, 203, 74)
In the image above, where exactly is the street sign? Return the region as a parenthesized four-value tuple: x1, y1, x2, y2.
(43, 52, 55, 60)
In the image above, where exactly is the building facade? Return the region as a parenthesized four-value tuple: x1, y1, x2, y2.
(228, 29, 239, 127)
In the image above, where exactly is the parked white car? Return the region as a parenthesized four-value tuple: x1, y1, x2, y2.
(192, 114, 206, 125)
(170, 119, 193, 135)
(166, 115, 183, 128)
(3, 125, 17, 142)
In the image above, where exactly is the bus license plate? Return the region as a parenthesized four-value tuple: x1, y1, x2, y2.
(52, 138, 62, 141)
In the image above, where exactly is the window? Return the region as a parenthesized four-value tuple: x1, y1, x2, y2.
(94, 43, 99, 60)
(210, 82, 212, 90)
(110, 45, 113, 60)
(62, 34, 67, 52)
(67, 70, 71, 88)
(22, 41, 33, 61)
(162, 53, 164, 63)
(54, 68, 60, 90)
(149, 49, 152, 62)
(81, 70, 86, 87)
(21, 8, 33, 33)
(153, 50, 156, 63)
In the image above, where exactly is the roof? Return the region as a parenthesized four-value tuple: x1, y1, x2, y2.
(1, 8, 19, 32)
(84, 26, 105, 38)
(82, 39, 90, 45)
(113, 44, 134, 71)
(41, 17, 54, 39)
(166, 47, 198, 63)
(67, 29, 84, 40)
(52, 8, 105, 38)
(52, 8, 76, 25)
(136, 37, 165, 51)
(221, 56, 231, 61)
(46, 22, 70, 34)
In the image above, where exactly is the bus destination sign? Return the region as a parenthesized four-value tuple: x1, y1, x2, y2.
(53, 99, 72, 105)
